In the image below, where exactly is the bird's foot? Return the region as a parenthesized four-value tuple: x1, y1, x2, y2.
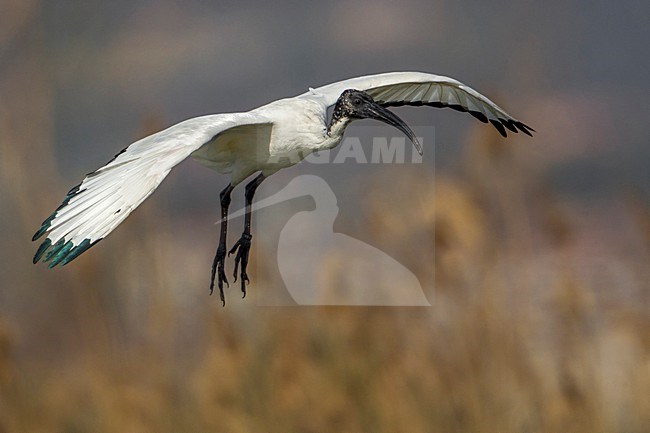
(210, 242, 229, 306)
(228, 232, 252, 297)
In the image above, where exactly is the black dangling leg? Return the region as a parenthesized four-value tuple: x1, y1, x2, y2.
(210, 183, 234, 306)
(229, 173, 265, 298)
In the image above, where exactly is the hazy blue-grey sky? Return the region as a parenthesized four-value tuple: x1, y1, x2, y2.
(9, 0, 650, 201)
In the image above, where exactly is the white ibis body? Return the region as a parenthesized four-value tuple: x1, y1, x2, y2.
(32, 71, 533, 304)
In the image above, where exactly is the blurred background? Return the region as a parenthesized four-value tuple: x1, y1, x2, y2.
(1, 0, 649, 432)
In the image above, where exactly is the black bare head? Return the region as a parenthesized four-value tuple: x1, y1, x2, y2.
(330, 89, 422, 155)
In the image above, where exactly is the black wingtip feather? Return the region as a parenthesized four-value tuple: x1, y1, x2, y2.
(469, 111, 489, 123)
(33, 237, 100, 267)
(378, 99, 534, 138)
(500, 118, 518, 133)
(44, 239, 66, 262)
(514, 121, 534, 136)
(33, 183, 85, 242)
(489, 119, 508, 137)
(447, 104, 466, 113)
(32, 223, 49, 242)
(60, 239, 96, 266)
(33, 238, 51, 264)
(48, 241, 74, 268)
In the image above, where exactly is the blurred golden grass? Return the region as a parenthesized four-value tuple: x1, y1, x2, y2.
(2, 115, 649, 432)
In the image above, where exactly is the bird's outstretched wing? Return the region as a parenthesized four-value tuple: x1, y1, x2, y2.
(33, 113, 267, 267)
(305, 71, 533, 137)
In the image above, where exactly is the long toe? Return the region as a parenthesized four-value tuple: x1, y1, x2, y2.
(218, 268, 229, 306)
(227, 233, 253, 298)
(240, 271, 250, 298)
(210, 244, 230, 305)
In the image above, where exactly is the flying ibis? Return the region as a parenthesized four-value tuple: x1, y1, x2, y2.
(32, 71, 534, 304)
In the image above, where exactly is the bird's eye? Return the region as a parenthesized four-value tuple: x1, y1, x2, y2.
(352, 98, 362, 106)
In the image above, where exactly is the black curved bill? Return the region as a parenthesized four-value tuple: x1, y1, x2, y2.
(364, 102, 423, 156)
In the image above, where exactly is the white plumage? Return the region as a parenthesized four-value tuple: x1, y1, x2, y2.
(33, 71, 532, 285)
